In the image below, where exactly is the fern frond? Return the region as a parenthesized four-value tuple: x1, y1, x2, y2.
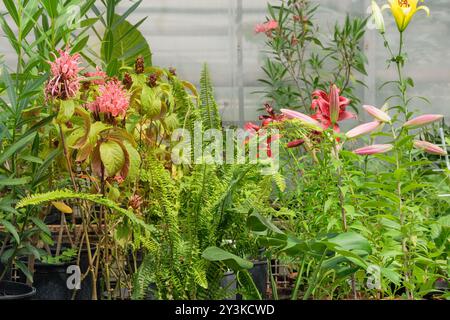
(192, 258, 208, 289)
(272, 172, 286, 192)
(199, 63, 222, 130)
(16, 189, 152, 231)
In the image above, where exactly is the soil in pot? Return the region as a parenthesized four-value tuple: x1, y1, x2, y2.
(0, 281, 36, 300)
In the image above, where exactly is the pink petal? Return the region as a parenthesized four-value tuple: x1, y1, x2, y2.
(353, 144, 393, 155)
(346, 121, 381, 139)
(339, 96, 351, 108)
(281, 108, 323, 131)
(404, 114, 444, 129)
(338, 111, 356, 122)
(363, 105, 391, 123)
(413, 140, 447, 156)
(311, 90, 328, 101)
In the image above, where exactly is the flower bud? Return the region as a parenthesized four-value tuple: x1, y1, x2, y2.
(403, 114, 444, 129)
(353, 144, 393, 155)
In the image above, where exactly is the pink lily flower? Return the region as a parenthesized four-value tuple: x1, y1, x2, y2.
(403, 114, 444, 129)
(413, 140, 447, 156)
(311, 85, 355, 133)
(363, 105, 391, 123)
(353, 144, 393, 155)
(346, 121, 382, 139)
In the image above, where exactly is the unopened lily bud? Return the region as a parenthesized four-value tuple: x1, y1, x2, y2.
(281, 109, 323, 132)
(353, 144, 393, 155)
(346, 121, 382, 139)
(413, 140, 447, 156)
(371, 1, 385, 34)
(363, 105, 391, 123)
(403, 114, 444, 129)
(329, 84, 340, 125)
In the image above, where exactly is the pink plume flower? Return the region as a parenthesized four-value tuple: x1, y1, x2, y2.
(88, 80, 129, 117)
(84, 67, 107, 85)
(413, 140, 447, 156)
(353, 144, 393, 155)
(280, 108, 323, 131)
(45, 49, 81, 100)
(363, 105, 391, 123)
(255, 20, 278, 34)
(403, 114, 444, 129)
(346, 121, 382, 139)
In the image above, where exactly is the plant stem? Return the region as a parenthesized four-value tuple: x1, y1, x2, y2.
(390, 125, 412, 299)
(395, 32, 409, 120)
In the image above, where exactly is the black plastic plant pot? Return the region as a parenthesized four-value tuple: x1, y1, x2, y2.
(44, 207, 61, 225)
(16, 247, 95, 300)
(32, 247, 96, 300)
(76, 247, 96, 300)
(236, 260, 268, 300)
(249, 260, 268, 299)
(0, 281, 36, 300)
(31, 260, 77, 300)
(221, 271, 237, 300)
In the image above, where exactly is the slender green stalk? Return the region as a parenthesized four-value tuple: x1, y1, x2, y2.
(291, 258, 306, 300)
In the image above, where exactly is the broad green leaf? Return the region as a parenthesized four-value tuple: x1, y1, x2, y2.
(202, 246, 253, 271)
(247, 211, 283, 235)
(101, 14, 152, 68)
(57, 99, 75, 123)
(141, 85, 161, 117)
(99, 140, 125, 177)
(325, 232, 372, 255)
(123, 141, 141, 182)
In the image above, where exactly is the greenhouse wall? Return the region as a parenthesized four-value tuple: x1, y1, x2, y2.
(1, 0, 448, 124)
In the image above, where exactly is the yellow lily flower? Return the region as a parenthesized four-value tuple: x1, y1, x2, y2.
(382, 0, 430, 32)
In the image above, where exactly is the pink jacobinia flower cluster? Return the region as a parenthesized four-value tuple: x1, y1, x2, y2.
(89, 80, 129, 117)
(46, 49, 81, 100)
(255, 20, 278, 35)
(84, 66, 107, 85)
